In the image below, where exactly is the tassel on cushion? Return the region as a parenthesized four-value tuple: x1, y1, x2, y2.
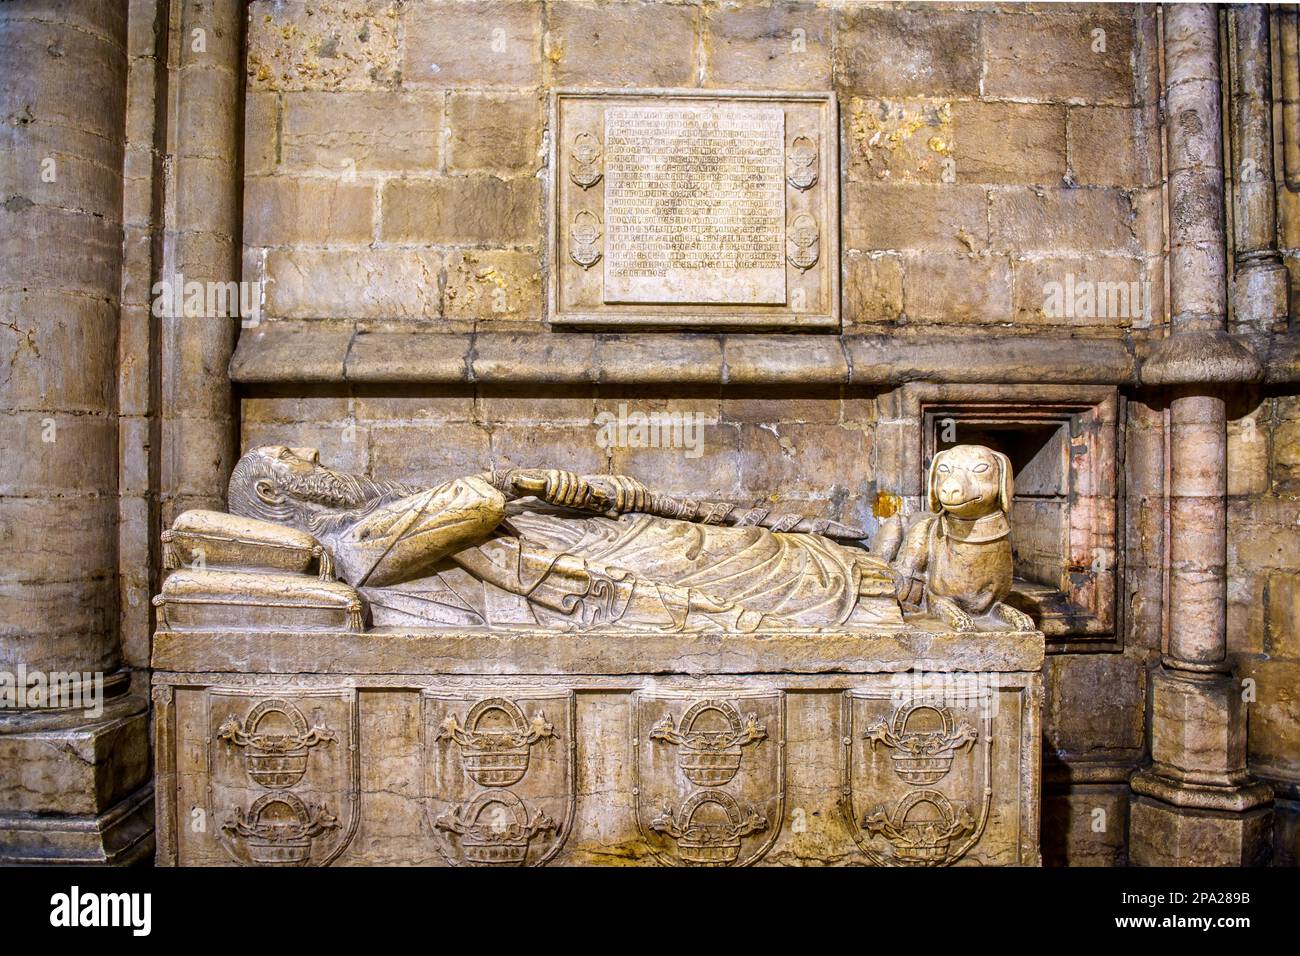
(314, 545, 336, 582)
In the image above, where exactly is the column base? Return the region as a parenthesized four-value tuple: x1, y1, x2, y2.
(1128, 793, 1273, 866)
(0, 689, 154, 865)
(0, 782, 154, 865)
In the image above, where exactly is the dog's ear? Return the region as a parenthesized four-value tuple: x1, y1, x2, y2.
(927, 451, 944, 513)
(992, 449, 1014, 513)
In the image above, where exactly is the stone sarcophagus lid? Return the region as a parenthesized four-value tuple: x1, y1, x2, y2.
(151, 446, 1043, 866)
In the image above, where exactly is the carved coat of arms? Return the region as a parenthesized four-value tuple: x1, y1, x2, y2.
(570, 209, 603, 269)
(786, 213, 820, 271)
(423, 691, 575, 866)
(569, 131, 604, 189)
(786, 134, 818, 190)
(840, 686, 993, 866)
(634, 691, 784, 866)
(209, 689, 359, 866)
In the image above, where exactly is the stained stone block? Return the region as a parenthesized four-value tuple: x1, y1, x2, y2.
(0, 700, 154, 865)
(1042, 784, 1130, 867)
(1148, 670, 1249, 785)
(1129, 797, 1272, 867)
(281, 91, 443, 172)
(380, 176, 539, 245)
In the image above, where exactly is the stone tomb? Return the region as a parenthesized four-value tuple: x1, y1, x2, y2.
(550, 90, 839, 329)
(152, 627, 1042, 867)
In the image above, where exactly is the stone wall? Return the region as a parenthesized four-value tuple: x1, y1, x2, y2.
(1232, 392, 1300, 863)
(239, 0, 1164, 335)
(220, 1, 1300, 865)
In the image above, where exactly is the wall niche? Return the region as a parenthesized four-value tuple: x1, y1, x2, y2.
(881, 384, 1123, 652)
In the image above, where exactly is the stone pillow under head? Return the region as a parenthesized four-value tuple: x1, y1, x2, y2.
(162, 509, 334, 580)
(153, 569, 364, 632)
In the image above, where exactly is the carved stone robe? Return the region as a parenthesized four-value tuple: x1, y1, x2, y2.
(321, 476, 901, 632)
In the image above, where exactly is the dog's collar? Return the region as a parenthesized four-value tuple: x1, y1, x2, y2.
(940, 511, 1010, 543)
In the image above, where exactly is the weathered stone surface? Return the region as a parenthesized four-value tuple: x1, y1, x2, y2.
(703, 1, 832, 90)
(950, 101, 1066, 185)
(835, 7, 982, 97)
(991, 188, 1136, 254)
(982, 9, 1136, 104)
(281, 91, 443, 172)
(265, 249, 442, 320)
(444, 250, 543, 324)
(244, 177, 375, 245)
(843, 253, 904, 326)
(446, 92, 543, 174)
(380, 176, 538, 245)
(402, 0, 542, 89)
(549, 0, 696, 88)
(247, 0, 402, 91)
(904, 253, 1013, 324)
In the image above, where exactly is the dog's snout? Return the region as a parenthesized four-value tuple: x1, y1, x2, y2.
(938, 477, 967, 503)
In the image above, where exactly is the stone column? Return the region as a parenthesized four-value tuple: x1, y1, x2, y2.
(1131, 4, 1272, 865)
(0, 0, 152, 864)
(1229, 6, 1289, 334)
(158, 0, 243, 524)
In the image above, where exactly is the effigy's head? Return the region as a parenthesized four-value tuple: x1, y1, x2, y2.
(927, 444, 1013, 520)
(228, 445, 410, 527)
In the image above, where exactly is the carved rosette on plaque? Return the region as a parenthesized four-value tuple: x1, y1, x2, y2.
(840, 688, 993, 867)
(423, 691, 575, 867)
(209, 690, 359, 867)
(634, 691, 784, 867)
(550, 90, 838, 329)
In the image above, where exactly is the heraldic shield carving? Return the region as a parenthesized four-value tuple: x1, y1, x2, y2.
(840, 686, 993, 866)
(423, 690, 575, 866)
(634, 690, 784, 867)
(209, 689, 360, 866)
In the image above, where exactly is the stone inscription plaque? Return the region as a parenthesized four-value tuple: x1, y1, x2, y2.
(550, 90, 839, 329)
(603, 105, 786, 305)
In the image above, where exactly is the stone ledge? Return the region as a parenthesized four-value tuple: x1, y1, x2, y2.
(231, 325, 1149, 386)
(152, 625, 1044, 675)
(230, 324, 1300, 388)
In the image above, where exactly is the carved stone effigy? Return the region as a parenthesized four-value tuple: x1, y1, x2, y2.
(151, 445, 1043, 866)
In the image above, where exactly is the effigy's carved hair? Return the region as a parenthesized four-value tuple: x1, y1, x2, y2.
(228, 450, 292, 524)
(228, 448, 420, 532)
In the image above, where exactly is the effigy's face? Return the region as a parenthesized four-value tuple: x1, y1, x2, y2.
(255, 445, 325, 488)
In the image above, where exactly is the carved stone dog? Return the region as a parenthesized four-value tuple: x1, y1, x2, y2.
(891, 444, 1036, 632)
